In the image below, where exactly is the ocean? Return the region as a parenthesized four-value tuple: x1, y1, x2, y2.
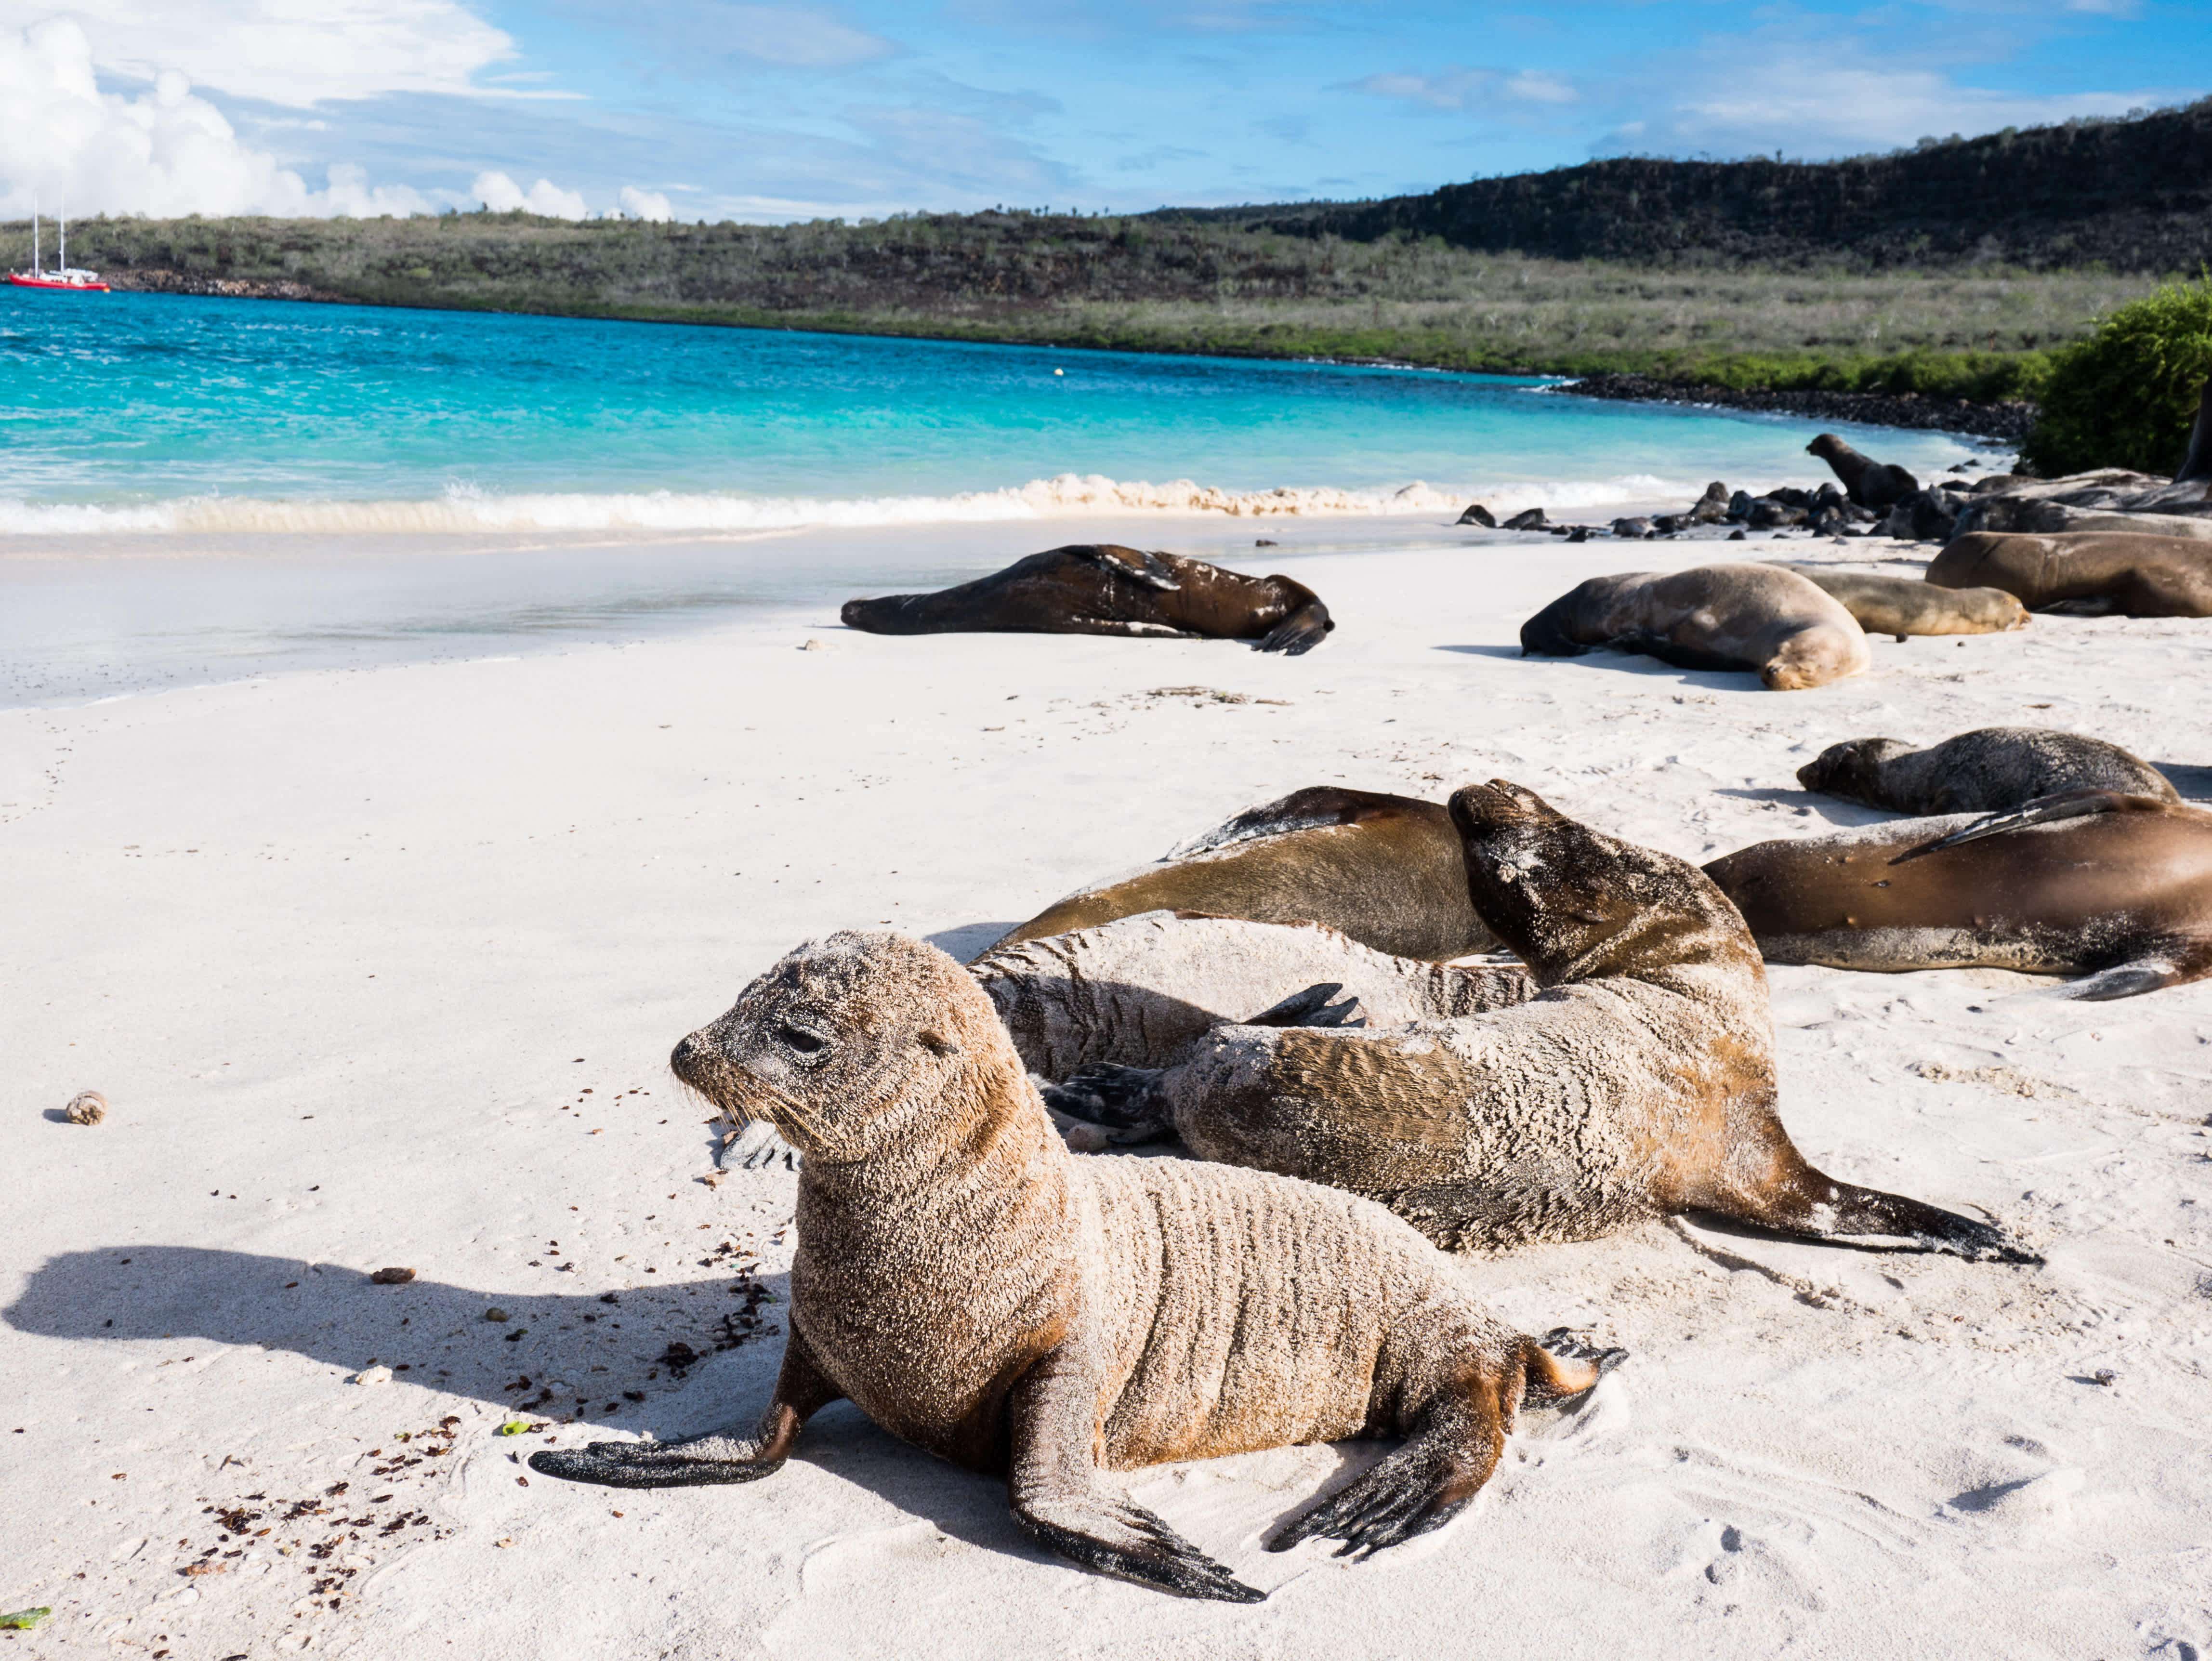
(0, 288, 1999, 704)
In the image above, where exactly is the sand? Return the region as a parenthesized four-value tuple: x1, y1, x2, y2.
(3, 514, 2209, 1660)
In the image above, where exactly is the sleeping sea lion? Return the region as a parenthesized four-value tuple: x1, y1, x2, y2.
(1797, 726, 2177, 815)
(993, 785, 1494, 960)
(531, 931, 1619, 1599)
(1927, 532, 2212, 615)
(840, 545, 1333, 655)
(1779, 565, 2029, 639)
(1704, 791, 2212, 998)
(1519, 564, 1871, 689)
(1047, 781, 2027, 1261)
(974, 912, 1532, 1080)
(1806, 434, 1920, 510)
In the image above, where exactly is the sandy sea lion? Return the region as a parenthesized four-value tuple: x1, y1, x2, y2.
(840, 545, 1333, 655)
(1950, 499, 2212, 542)
(1520, 563, 1871, 690)
(1807, 434, 1920, 510)
(1797, 726, 2177, 815)
(1779, 564, 2029, 638)
(974, 913, 1532, 1080)
(1049, 782, 2026, 1261)
(1705, 791, 2212, 998)
(993, 785, 1494, 961)
(1926, 532, 2212, 616)
(531, 931, 1617, 1598)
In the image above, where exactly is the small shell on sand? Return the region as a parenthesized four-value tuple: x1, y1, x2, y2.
(369, 1266, 417, 1285)
(798, 638, 829, 652)
(64, 1092, 106, 1126)
(350, 1365, 393, 1386)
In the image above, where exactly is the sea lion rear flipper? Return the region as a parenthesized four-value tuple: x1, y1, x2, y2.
(1243, 982, 1369, 1028)
(1252, 601, 1332, 656)
(1075, 545, 1182, 592)
(1265, 1392, 1505, 1561)
(1040, 1065, 1172, 1141)
(1707, 1167, 2040, 1265)
(2058, 952, 2196, 1001)
(1010, 1349, 1264, 1603)
(1889, 787, 2148, 864)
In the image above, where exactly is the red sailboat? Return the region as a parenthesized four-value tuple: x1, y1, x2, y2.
(8, 193, 109, 292)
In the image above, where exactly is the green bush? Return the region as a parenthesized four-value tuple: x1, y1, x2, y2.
(2023, 276, 2212, 475)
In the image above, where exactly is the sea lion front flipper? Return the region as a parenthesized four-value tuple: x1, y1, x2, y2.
(1009, 1348, 1264, 1603)
(1242, 981, 1369, 1028)
(1252, 600, 1333, 656)
(1040, 1066, 1172, 1142)
(1889, 787, 2146, 864)
(1075, 545, 1182, 592)
(529, 1329, 842, 1489)
(2058, 952, 2194, 1000)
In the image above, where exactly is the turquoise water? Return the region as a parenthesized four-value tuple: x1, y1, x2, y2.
(0, 289, 1993, 531)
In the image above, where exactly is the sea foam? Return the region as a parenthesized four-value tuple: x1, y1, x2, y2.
(0, 472, 1702, 536)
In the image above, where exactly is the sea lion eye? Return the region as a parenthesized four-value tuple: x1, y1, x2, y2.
(777, 1023, 827, 1055)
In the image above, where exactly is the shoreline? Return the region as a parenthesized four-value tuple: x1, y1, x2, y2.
(1557, 370, 2035, 444)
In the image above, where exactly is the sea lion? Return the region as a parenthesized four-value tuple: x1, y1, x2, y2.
(1950, 499, 2212, 541)
(993, 785, 1494, 961)
(1926, 532, 2212, 616)
(839, 545, 1333, 655)
(1779, 565, 2029, 638)
(1797, 726, 2177, 815)
(531, 931, 1618, 1598)
(1047, 782, 2026, 1261)
(1704, 791, 2212, 998)
(1807, 434, 1919, 510)
(1519, 563, 1871, 690)
(974, 912, 1532, 1080)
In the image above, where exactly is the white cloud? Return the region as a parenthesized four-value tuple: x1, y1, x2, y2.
(1504, 72, 1574, 105)
(618, 185, 674, 221)
(472, 170, 587, 219)
(42, 0, 520, 109)
(710, 4, 896, 68)
(0, 18, 431, 217)
(1352, 67, 1494, 111)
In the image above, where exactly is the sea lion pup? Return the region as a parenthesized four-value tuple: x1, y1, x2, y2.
(1806, 434, 1920, 510)
(530, 932, 1615, 1598)
(1049, 782, 2026, 1260)
(1778, 564, 2029, 639)
(973, 912, 1532, 1079)
(992, 785, 1495, 960)
(839, 545, 1333, 655)
(1798, 726, 2177, 815)
(1927, 532, 2212, 616)
(1519, 564, 1871, 690)
(1704, 791, 2212, 998)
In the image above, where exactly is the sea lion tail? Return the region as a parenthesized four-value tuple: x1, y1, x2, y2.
(1889, 787, 2146, 864)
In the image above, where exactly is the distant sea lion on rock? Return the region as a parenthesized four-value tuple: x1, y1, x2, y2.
(1049, 781, 2028, 1261)
(840, 545, 1333, 655)
(1520, 563, 1871, 689)
(1705, 791, 2212, 998)
(1797, 726, 2177, 815)
(1807, 434, 1919, 510)
(533, 931, 1620, 1597)
(974, 913, 1532, 1081)
(1926, 532, 2212, 616)
(993, 785, 1494, 961)
(1779, 565, 2029, 639)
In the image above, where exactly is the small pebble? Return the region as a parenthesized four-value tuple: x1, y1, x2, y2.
(2093, 1369, 2119, 1386)
(65, 1091, 106, 1126)
(351, 1365, 393, 1386)
(369, 1266, 416, 1285)
(798, 639, 828, 652)
(484, 1308, 509, 1322)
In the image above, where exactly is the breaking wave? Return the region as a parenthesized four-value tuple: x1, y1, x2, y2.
(0, 471, 1702, 537)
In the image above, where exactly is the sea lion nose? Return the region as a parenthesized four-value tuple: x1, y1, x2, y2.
(670, 1031, 709, 1084)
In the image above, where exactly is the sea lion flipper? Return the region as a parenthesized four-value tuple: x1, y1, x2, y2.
(1015, 1493, 1264, 1603)
(1241, 981, 1369, 1028)
(1252, 601, 1333, 656)
(2059, 954, 2191, 1000)
(1040, 1066, 1172, 1141)
(1266, 1412, 1500, 1561)
(528, 1438, 785, 1490)
(1076, 545, 1182, 592)
(1890, 787, 2140, 863)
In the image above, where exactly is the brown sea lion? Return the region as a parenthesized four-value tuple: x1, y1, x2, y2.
(1704, 791, 2212, 998)
(993, 785, 1494, 961)
(840, 545, 1333, 654)
(1949, 499, 2212, 542)
(531, 931, 1619, 1598)
(1779, 564, 2029, 639)
(1926, 532, 2212, 616)
(1807, 434, 1920, 510)
(1797, 726, 2177, 815)
(1520, 563, 1871, 689)
(974, 913, 1532, 1081)
(1047, 782, 2027, 1261)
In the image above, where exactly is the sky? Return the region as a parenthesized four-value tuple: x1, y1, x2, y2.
(0, 0, 2204, 225)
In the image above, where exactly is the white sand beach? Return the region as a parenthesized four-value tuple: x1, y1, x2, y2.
(4, 514, 2209, 1660)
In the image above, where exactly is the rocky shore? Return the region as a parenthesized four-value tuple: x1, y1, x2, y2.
(107, 268, 347, 304)
(1559, 372, 2036, 444)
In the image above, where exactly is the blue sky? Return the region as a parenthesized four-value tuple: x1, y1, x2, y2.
(1, 0, 2204, 222)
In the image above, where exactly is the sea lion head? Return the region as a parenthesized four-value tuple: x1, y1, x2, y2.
(1448, 778, 1747, 985)
(671, 930, 1001, 1162)
(1796, 736, 1909, 803)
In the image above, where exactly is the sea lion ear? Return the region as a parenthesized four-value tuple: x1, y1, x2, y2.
(918, 1029, 960, 1057)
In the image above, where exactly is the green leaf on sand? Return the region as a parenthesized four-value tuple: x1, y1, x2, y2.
(0, 1608, 51, 1630)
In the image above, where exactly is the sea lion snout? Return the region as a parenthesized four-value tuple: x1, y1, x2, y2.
(1446, 778, 1556, 835)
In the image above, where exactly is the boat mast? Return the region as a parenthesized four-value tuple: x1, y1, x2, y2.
(31, 189, 39, 278)
(58, 191, 65, 276)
